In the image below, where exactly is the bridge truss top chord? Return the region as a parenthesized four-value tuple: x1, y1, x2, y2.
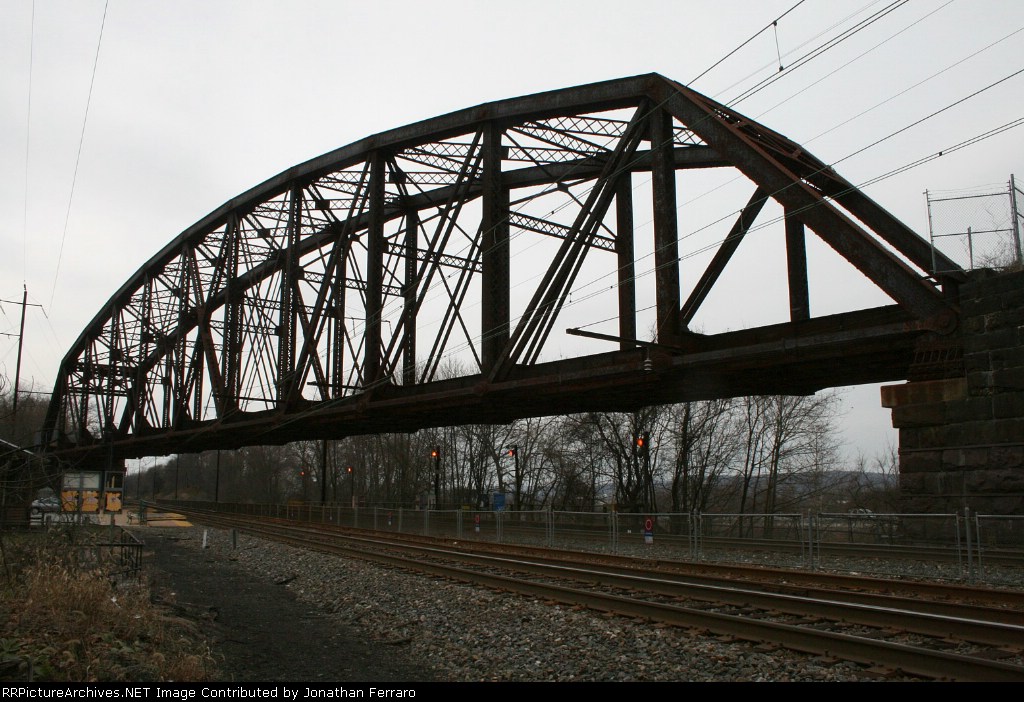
(41, 73, 966, 464)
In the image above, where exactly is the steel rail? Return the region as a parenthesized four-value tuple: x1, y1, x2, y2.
(157, 508, 1024, 681)
(219, 517, 1024, 648)
(157, 501, 1024, 607)
(332, 531, 1024, 629)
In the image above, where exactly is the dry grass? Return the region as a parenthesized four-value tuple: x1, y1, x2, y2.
(0, 528, 220, 682)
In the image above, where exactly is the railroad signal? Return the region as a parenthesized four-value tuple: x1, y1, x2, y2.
(431, 446, 440, 459)
(635, 432, 648, 449)
(506, 446, 517, 458)
(346, 466, 353, 475)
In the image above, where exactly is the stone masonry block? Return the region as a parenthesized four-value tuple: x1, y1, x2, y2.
(898, 428, 921, 450)
(963, 269, 1024, 294)
(962, 351, 991, 374)
(962, 294, 1004, 317)
(994, 393, 1024, 419)
(967, 370, 995, 396)
(941, 447, 988, 471)
(993, 367, 1024, 391)
(944, 396, 993, 423)
(961, 314, 985, 334)
(991, 348, 1024, 371)
(990, 445, 1024, 469)
(984, 308, 1024, 332)
(898, 473, 926, 494)
(965, 328, 1018, 354)
(880, 378, 968, 408)
(900, 450, 942, 473)
(891, 403, 945, 428)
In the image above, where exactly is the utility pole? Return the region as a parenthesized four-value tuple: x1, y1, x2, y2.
(13, 285, 27, 415)
(1, 286, 42, 418)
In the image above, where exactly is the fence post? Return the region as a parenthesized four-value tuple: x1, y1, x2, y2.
(688, 511, 696, 559)
(964, 506, 975, 584)
(807, 513, 817, 571)
(610, 510, 618, 553)
(974, 511, 984, 579)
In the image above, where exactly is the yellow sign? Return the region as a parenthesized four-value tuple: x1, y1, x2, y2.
(61, 490, 99, 513)
(104, 491, 123, 513)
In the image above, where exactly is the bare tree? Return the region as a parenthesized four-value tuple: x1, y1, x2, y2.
(666, 398, 739, 515)
(571, 407, 663, 513)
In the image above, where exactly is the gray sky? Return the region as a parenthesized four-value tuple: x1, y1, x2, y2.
(2, 0, 1022, 463)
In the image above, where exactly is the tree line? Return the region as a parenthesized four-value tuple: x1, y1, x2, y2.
(0, 376, 897, 516)
(121, 391, 898, 515)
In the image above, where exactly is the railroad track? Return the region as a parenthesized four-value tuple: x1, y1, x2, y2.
(146, 504, 1024, 681)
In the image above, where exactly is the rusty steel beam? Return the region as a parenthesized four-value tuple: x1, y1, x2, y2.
(680, 187, 769, 328)
(42, 74, 964, 458)
(650, 107, 681, 344)
(481, 122, 510, 373)
(785, 210, 810, 322)
(654, 77, 955, 330)
(615, 177, 636, 352)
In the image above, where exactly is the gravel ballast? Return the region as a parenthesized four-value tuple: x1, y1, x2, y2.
(144, 525, 924, 683)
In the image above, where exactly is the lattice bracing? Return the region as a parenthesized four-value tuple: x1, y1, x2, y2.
(43, 74, 964, 463)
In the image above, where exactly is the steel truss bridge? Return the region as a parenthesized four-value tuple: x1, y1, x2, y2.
(42, 73, 966, 464)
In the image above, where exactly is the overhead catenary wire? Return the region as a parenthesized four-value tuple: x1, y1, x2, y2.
(21, 0, 36, 285)
(39, 2, 1024, 448)
(753, 0, 960, 123)
(569, 112, 1024, 332)
(43, 0, 910, 392)
(398, 54, 1024, 356)
(687, 0, 809, 86)
(48, 0, 109, 312)
(365, 3, 916, 336)
(727, 0, 912, 106)
(108, 44, 1024, 426)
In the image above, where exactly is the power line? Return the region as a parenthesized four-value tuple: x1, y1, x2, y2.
(832, 66, 1024, 169)
(710, 0, 891, 100)
(43, 5, 1024, 441)
(727, 0, 911, 106)
(801, 23, 1024, 144)
(688, 0, 809, 86)
(43, 4, 911, 395)
(22, 0, 36, 284)
(49, 0, 109, 311)
(752, 0, 959, 122)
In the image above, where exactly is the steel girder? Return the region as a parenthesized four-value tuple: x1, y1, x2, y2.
(42, 73, 964, 461)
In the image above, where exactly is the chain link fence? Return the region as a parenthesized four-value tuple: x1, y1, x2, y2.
(162, 499, 1024, 586)
(926, 175, 1023, 273)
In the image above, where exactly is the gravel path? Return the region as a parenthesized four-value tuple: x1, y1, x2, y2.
(139, 524, 923, 683)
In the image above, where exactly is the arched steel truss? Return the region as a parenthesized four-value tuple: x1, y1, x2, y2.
(43, 73, 965, 461)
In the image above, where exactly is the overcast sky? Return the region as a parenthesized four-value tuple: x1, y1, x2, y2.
(2, 0, 1022, 464)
